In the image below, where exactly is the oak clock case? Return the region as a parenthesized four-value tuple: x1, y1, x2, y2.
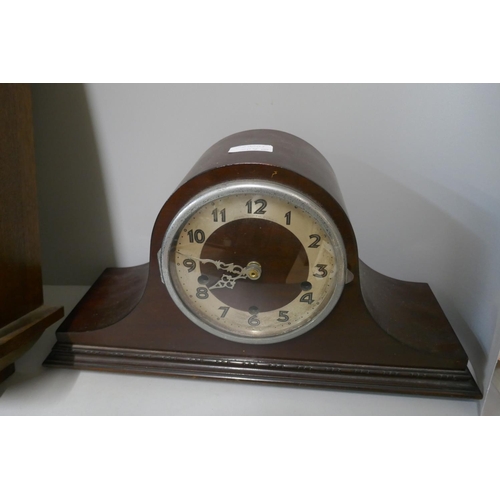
(45, 129, 482, 399)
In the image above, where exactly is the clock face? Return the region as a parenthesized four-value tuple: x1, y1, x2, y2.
(159, 180, 346, 344)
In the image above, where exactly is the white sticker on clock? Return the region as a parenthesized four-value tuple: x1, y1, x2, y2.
(228, 144, 273, 153)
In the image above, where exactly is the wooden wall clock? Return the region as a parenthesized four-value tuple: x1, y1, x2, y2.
(45, 129, 482, 399)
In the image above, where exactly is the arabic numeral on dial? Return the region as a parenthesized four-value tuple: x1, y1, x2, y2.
(196, 287, 209, 299)
(277, 310, 289, 322)
(218, 306, 229, 318)
(284, 211, 291, 225)
(313, 264, 327, 278)
(211, 208, 226, 222)
(246, 199, 267, 214)
(308, 234, 321, 248)
(300, 292, 314, 304)
(182, 259, 196, 272)
(248, 314, 260, 326)
(187, 229, 205, 243)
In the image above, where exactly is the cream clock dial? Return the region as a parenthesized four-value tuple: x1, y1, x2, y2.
(159, 180, 347, 344)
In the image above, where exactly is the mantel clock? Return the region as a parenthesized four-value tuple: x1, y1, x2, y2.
(45, 129, 482, 399)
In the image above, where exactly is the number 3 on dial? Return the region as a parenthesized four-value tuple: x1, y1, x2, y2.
(160, 180, 347, 344)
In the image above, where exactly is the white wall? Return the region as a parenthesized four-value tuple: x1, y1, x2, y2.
(32, 83, 500, 410)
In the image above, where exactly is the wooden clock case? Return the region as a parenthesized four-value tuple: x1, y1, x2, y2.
(0, 84, 63, 384)
(44, 129, 481, 399)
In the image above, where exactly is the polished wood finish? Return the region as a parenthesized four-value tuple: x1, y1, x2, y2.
(0, 306, 64, 372)
(45, 130, 481, 399)
(0, 84, 43, 328)
(0, 84, 64, 382)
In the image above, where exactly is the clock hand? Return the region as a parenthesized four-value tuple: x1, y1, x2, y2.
(209, 273, 249, 290)
(177, 252, 262, 289)
(200, 258, 245, 276)
(187, 255, 251, 289)
(177, 252, 246, 276)
(209, 261, 262, 290)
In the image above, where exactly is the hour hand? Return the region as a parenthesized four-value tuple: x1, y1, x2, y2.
(209, 262, 261, 290)
(209, 273, 247, 290)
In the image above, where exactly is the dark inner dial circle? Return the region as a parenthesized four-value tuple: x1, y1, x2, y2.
(200, 218, 309, 313)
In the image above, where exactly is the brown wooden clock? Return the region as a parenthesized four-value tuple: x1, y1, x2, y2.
(0, 84, 63, 384)
(45, 129, 482, 399)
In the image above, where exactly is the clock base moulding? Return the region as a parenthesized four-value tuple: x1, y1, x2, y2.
(44, 264, 481, 399)
(44, 129, 482, 400)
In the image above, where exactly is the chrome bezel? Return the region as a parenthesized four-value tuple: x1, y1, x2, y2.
(159, 180, 347, 344)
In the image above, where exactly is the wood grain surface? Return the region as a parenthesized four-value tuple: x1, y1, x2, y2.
(0, 84, 64, 383)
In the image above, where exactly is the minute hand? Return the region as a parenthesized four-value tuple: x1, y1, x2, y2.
(192, 257, 250, 290)
(199, 258, 246, 276)
(177, 253, 246, 276)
